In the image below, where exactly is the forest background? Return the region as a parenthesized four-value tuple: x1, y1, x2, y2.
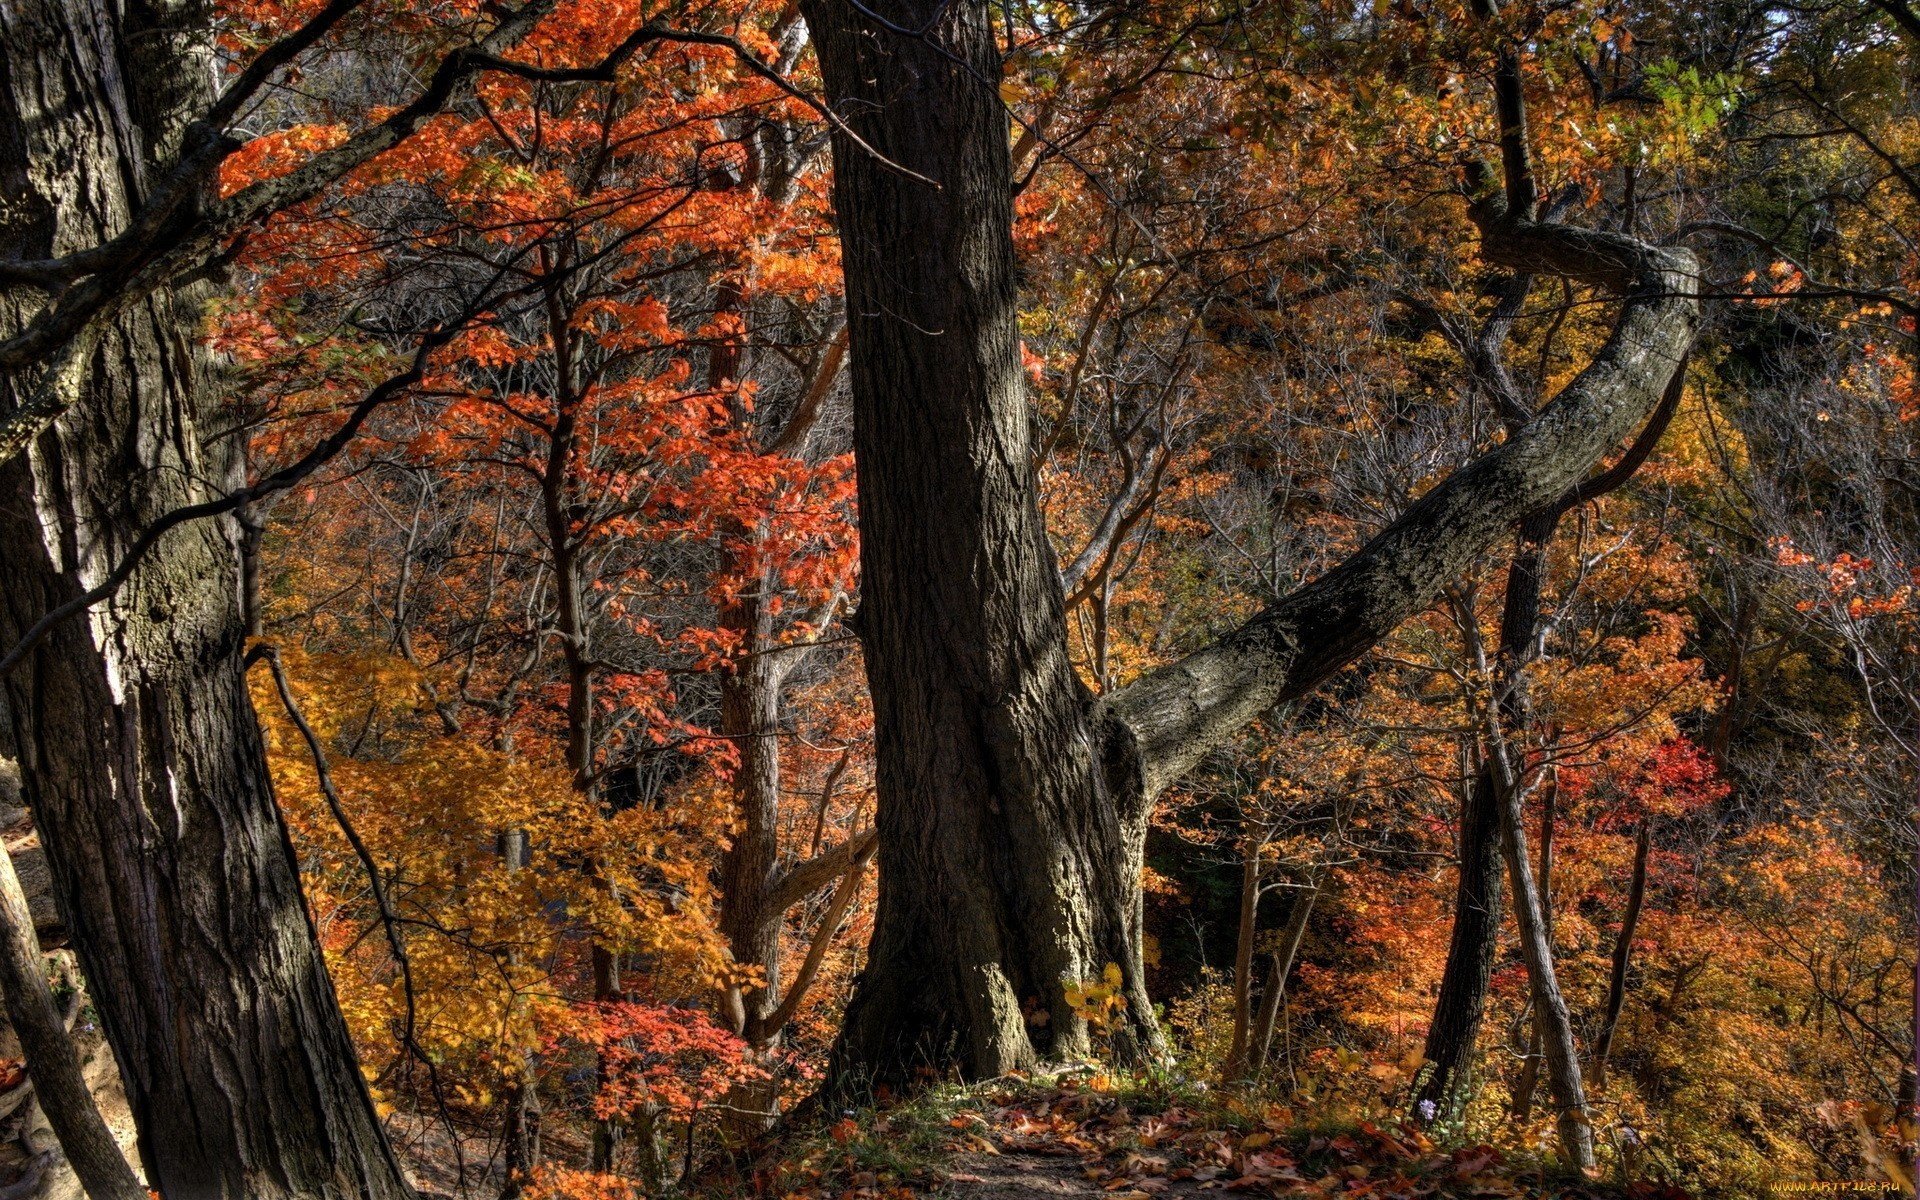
(0, 0, 1916, 1197)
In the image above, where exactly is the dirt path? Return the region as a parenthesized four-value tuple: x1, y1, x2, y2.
(943, 1151, 1211, 1199)
(942, 1152, 1106, 1197)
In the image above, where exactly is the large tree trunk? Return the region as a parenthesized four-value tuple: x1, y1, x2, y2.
(803, 0, 1695, 1094)
(805, 0, 1160, 1091)
(0, 4, 413, 1196)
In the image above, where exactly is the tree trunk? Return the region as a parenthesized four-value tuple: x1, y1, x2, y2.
(0, 837, 142, 1200)
(499, 829, 540, 1200)
(715, 582, 788, 1137)
(1249, 867, 1325, 1077)
(1418, 764, 1505, 1121)
(1510, 772, 1558, 1123)
(1417, 510, 1558, 1122)
(1222, 836, 1265, 1082)
(1591, 820, 1651, 1090)
(805, 0, 1160, 1091)
(1489, 739, 1592, 1169)
(0, 4, 415, 1197)
(802, 0, 1695, 1098)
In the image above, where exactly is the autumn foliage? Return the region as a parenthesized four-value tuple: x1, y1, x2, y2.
(151, 0, 1920, 1195)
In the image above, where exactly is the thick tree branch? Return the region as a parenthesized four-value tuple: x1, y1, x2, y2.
(764, 826, 877, 914)
(1102, 204, 1698, 808)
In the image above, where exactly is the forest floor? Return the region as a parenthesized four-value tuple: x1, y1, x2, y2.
(753, 1073, 1695, 1200)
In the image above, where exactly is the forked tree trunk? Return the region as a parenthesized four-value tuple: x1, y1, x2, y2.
(802, 0, 1696, 1095)
(0, 4, 412, 1196)
(1417, 510, 1558, 1122)
(804, 0, 1161, 1091)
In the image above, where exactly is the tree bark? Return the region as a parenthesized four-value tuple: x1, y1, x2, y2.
(802, 0, 1695, 1092)
(1591, 820, 1651, 1090)
(1489, 737, 1592, 1169)
(1416, 510, 1558, 1122)
(1222, 835, 1266, 1082)
(0, 3, 413, 1196)
(806, 0, 1162, 1093)
(1509, 773, 1558, 1123)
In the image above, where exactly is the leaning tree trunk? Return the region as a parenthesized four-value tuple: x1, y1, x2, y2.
(0, 4, 413, 1197)
(805, 0, 1160, 1091)
(0, 834, 144, 1200)
(1489, 739, 1593, 1169)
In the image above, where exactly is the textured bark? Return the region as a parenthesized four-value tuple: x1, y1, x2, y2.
(1509, 775, 1557, 1123)
(717, 590, 788, 1045)
(806, 0, 1160, 1091)
(713, 583, 794, 1138)
(1415, 764, 1505, 1119)
(803, 0, 1696, 1090)
(0, 4, 412, 1196)
(1222, 838, 1266, 1081)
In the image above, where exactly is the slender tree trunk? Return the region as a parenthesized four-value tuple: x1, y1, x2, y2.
(712, 265, 787, 1051)
(1222, 834, 1265, 1081)
(1510, 774, 1558, 1122)
(0, 4, 414, 1196)
(715, 582, 789, 1136)
(499, 827, 540, 1200)
(0, 837, 142, 1200)
(1592, 820, 1651, 1090)
(1909, 802, 1919, 1178)
(1511, 1020, 1543, 1122)
(1249, 867, 1324, 1076)
(1418, 764, 1505, 1119)
(805, 0, 1161, 1093)
(1489, 738, 1592, 1169)
(1418, 511, 1557, 1121)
